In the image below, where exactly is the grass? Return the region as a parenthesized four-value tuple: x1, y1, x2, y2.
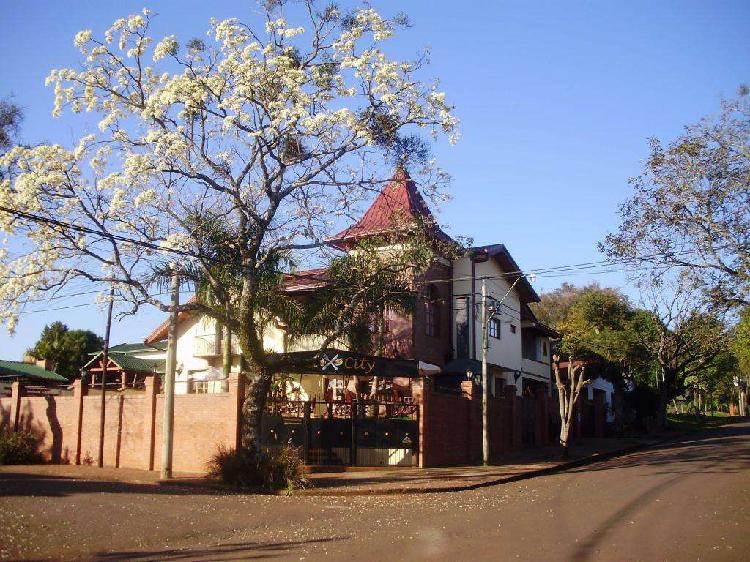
(667, 412, 735, 432)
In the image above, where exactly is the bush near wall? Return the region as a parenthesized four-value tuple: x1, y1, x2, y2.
(207, 444, 308, 491)
(0, 430, 40, 465)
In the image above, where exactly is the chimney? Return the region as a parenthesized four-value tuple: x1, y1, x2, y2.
(35, 358, 53, 371)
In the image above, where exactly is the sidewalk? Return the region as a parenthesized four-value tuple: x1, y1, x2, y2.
(0, 436, 663, 497)
(298, 436, 652, 496)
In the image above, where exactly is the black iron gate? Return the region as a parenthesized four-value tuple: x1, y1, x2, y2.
(261, 399, 419, 466)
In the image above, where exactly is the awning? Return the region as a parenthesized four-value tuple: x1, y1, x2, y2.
(190, 367, 226, 382)
(267, 349, 421, 378)
(440, 358, 482, 377)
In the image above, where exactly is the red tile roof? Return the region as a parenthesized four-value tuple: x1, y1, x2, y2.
(329, 167, 451, 249)
(282, 268, 329, 293)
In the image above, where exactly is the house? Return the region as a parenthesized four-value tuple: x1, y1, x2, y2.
(0, 358, 68, 396)
(84, 342, 166, 390)
(1, 169, 603, 471)
(140, 167, 556, 400)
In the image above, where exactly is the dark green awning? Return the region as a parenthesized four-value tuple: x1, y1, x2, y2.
(267, 349, 419, 378)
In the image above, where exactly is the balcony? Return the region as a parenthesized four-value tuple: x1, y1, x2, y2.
(192, 334, 242, 357)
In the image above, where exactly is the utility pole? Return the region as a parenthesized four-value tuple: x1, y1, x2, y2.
(481, 280, 489, 465)
(160, 271, 179, 480)
(97, 284, 115, 468)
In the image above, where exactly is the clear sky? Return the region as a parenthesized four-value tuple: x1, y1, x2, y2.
(1, 0, 749, 357)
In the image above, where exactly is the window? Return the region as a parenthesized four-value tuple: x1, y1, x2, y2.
(192, 381, 209, 394)
(455, 297, 470, 358)
(510, 324, 517, 334)
(425, 301, 440, 337)
(542, 340, 548, 357)
(488, 318, 501, 339)
(424, 284, 440, 338)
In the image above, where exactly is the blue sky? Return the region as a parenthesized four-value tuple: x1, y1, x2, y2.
(1, 0, 748, 356)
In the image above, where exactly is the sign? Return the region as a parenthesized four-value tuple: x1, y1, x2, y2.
(268, 349, 419, 378)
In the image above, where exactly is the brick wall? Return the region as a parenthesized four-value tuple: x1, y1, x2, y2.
(418, 381, 573, 467)
(0, 374, 243, 474)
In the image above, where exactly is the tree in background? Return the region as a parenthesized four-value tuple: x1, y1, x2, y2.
(637, 275, 730, 428)
(730, 308, 750, 414)
(603, 87, 750, 309)
(533, 284, 650, 433)
(27, 321, 103, 380)
(0, 2, 457, 444)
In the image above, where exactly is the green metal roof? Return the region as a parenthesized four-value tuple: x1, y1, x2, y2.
(0, 360, 68, 383)
(83, 351, 165, 374)
(94, 341, 168, 354)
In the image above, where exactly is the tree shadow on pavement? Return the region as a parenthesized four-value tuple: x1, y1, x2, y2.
(570, 475, 683, 562)
(567, 424, 750, 477)
(90, 537, 348, 561)
(0, 472, 245, 498)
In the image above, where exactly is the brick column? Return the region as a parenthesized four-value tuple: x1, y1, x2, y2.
(229, 372, 245, 450)
(143, 375, 160, 470)
(460, 381, 478, 462)
(73, 379, 87, 465)
(412, 377, 428, 468)
(11, 381, 23, 432)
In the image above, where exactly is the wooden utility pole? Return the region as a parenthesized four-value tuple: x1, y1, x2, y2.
(160, 272, 180, 480)
(481, 280, 489, 465)
(97, 284, 115, 468)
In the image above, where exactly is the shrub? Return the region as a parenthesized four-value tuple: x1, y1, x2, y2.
(0, 430, 39, 465)
(207, 444, 307, 491)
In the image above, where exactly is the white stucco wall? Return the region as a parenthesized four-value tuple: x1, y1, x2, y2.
(453, 255, 524, 391)
(588, 376, 614, 422)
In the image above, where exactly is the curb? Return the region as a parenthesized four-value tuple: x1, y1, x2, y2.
(155, 429, 706, 497)
(293, 443, 651, 497)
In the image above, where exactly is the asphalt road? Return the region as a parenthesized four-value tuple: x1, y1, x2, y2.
(1, 422, 749, 562)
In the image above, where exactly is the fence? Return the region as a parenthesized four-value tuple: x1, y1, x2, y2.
(0, 375, 244, 473)
(416, 379, 605, 467)
(0, 374, 606, 472)
(261, 398, 419, 467)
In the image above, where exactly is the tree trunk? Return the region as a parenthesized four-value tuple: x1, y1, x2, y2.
(559, 421, 571, 458)
(656, 384, 669, 431)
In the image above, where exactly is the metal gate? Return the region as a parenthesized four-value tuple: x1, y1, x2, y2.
(261, 399, 419, 466)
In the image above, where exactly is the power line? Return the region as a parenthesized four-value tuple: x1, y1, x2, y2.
(0, 205, 194, 258)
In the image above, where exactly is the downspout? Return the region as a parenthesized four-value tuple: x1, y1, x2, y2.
(471, 257, 476, 360)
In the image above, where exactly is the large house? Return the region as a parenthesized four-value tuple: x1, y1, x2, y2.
(116, 168, 556, 401)
(5, 170, 605, 471)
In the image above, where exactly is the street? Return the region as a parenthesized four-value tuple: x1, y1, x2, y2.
(1, 422, 749, 561)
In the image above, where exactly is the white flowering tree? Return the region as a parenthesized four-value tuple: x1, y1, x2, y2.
(0, 2, 457, 443)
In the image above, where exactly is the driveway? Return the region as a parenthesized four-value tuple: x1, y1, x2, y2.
(1, 422, 749, 561)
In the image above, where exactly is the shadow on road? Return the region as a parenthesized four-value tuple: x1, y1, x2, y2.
(567, 424, 750, 477)
(0, 472, 244, 498)
(90, 537, 348, 561)
(570, 475, 682, 561)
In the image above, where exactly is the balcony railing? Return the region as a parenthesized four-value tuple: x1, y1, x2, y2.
(192, 334, 242, 357)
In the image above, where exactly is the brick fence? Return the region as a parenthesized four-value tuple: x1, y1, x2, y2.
(1, 374, 604, 472)
(0, 374, 244, 473)
(415, 379, 605, 467)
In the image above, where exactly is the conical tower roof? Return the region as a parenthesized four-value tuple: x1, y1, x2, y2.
(329, 167, 451, 249)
